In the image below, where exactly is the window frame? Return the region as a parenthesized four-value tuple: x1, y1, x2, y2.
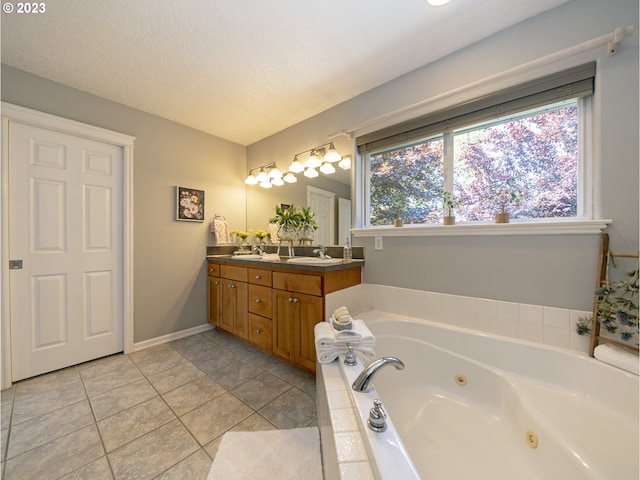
(353, 65, 610, 237)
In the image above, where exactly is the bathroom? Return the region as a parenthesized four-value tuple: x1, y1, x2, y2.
(1, 0, 638, 478)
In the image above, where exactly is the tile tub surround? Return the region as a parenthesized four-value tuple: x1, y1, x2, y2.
(327, 283, 593, 353)
(1, 329, 316, 480)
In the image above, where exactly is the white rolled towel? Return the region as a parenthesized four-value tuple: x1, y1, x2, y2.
(594, 344, 639, 375)
(317, 345, 376, 364)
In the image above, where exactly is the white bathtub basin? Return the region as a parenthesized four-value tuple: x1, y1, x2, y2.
(320, 311, 639, 480)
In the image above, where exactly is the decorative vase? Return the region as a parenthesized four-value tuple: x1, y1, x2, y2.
(495, 212, 510, 224)
(277, 225, 299, 241)
(443, 216, 455, 225)
(394, 218, 403, 227)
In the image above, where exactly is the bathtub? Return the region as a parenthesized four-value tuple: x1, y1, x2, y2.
(317, 310, 639, 480)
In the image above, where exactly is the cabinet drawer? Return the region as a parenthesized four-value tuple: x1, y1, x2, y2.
(220, 264, 248, 282)
(249, 268, 272, 287)
(273, 272, 322, 296)
(248, 314, 272, 351)
(248, 284, 272, 317)
(207, 262, 220, 276)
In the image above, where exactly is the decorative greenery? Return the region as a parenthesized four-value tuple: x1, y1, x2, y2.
(271, 204, 302, 228)
(442, 191, 460, 217)
(254, 229, 268, 240)
(576, 261, 639, 345)
(492, 185, 524, 214)
(299, 206, 318, 230)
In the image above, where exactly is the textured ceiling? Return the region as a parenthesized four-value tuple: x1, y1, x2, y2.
(1, 0, 570, 146)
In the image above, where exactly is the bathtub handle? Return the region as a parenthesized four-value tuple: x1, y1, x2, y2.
(368, 399, 387, 433)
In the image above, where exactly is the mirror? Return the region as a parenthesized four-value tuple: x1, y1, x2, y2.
(245, 171, 351, 246)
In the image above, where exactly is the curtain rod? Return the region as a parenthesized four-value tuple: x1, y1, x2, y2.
(328, 25, 635, 140)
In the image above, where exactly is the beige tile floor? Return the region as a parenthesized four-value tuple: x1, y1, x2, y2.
(1, 328, 317, 479)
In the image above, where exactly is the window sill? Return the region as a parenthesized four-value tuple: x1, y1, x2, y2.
(351, 219, 611, 237)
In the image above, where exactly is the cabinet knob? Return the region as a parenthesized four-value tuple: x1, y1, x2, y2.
(214, 281, 219, 285)
(228, 284, 235, 288)
(209, 268, 213, 272)
(255, 298, 261, 303)
(288, 297, 298, 303)
(256, 329, 261, 333)
(255, 275, 261, 279)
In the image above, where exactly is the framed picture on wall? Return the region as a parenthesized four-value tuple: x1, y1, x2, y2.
(176, 186, 205, 222)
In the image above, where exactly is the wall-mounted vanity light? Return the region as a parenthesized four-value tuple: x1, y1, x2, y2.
(245, 143, 351, 188)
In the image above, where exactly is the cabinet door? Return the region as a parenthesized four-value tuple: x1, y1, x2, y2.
(208, 276, 221, 326)
(221, 279, 248, 338)
(294, 293, 323, 372)
(272, 289, 296, 360)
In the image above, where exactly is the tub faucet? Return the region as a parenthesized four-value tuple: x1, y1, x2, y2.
(352, 356, 405, 393)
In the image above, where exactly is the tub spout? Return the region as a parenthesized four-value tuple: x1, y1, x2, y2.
(352, 356, 405, 393)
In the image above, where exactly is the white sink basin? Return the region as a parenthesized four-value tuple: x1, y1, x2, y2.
(286, 257, 344, 265)
(231, 254, 263, 260)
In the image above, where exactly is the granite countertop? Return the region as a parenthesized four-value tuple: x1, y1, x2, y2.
(206, 254, 364, 272)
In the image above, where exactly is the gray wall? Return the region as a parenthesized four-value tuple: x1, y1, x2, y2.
(1, 66, 247, 342)
(248, 0, 639, 311)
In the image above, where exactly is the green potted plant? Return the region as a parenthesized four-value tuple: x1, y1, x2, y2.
(270, 204, 301, 240)
(442, 191, 460, 225)
(298, 206, 318, 242)
(492, 186, 523, 223)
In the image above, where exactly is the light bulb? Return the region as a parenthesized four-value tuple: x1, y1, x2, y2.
(245, 174, 258, 185)
(304, 167, 319, 178)
(339, 155, 351, 170)
(269, 167, 283, 178)
(283, 172, 297, 183)
(289, 157, 305, 173)
(305, 150, 322, 169)
(259, 180, 272, 188)
(271, 177, 284, 186)
(320, 162, 335, 174)
(256, 169, 269, 183)
(324, 144, 341, 163)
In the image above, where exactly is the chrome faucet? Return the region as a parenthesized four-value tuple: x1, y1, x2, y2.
(312, 246, 331, 259)
(352, 356, 405, 393)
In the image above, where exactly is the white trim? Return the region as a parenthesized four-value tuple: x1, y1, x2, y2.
(351, 219, 611, 238)
(0, 103, 135, 146)
(132, 323, 214, 352)
(0, 102, 135, 388)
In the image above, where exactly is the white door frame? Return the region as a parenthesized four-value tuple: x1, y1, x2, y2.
(1, 102, 135, 389)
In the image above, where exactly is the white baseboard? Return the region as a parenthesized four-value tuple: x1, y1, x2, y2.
(132, 323, 214, 352)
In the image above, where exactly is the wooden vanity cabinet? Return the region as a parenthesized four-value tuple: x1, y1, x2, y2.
(272, 288, 322, 372)
(247, 268, 273, 352)
(207, 263, 221, 327)
(218, 265, 249, 339)
(207, 259, 362, 374)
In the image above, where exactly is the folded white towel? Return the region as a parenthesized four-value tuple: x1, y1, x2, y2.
(314, 320, 376, 363)
(594, 343, 639, 375)
(334, 320, 375, 346)
(261, 253, 280, 262)
(317, 345, 375, 364)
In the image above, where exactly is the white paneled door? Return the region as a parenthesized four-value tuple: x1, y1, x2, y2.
(8, 122, 124, 381)
(307, 186, 335, 246)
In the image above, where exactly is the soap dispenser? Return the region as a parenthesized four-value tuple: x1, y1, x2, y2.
(343, 237, 352, 263)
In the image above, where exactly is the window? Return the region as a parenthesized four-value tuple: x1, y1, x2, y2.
(359, 63, 594, 228)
